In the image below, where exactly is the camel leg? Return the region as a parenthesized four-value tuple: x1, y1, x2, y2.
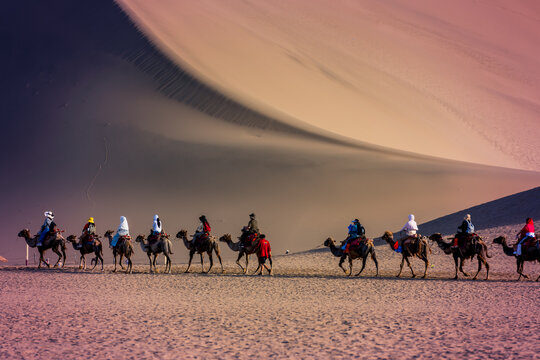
(113, 253, 118, 273)
(185, 251, 195, 273)
(355, 255, 368, 277)
(214, 246, 224, 273)
(147, 253, 153, 273)
(51, 247, 62, 268)
(244, 254, 249, 275)
(348, 256, 353, 276)
(164, 254, 171, 274)
(516, 259, 528, 280)
(91, 252, 99, 270)
(459, 258, 469, 277)
(206, 251, 214, 273)
(268, 257, 273, 275)
(405, 257, 415, 278)
(371, 249, 379, 276)
(397, 257, 405, 277)
(339, 255, 348, 274)
(421, 255, 429, 279)
(119, 254, 125, 269)
(200, 253, 204, 273)
(472, 256, 483, 280)
(152, 254, 158, 273)
(235, 252, 245, 273)
(452, 254, 459, 280)
(61, 248, 66, 268)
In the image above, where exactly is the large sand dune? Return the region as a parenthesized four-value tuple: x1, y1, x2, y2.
(119, 0, 540, 170)
(1, 0, 539, 265)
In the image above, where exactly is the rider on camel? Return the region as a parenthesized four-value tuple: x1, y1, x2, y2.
(514, 218, 535, 256)
(111, 216, 129, 248)
(79, 217, 96, 249)
(241, 213, 259, 248)
(193, 215, 211, 248)
(342, 219, 365, 253)
(453, 214, 475, 248)
(149, 214, 163, 244)
(37, 211, 55, 247)
(400, 214, 418, 245)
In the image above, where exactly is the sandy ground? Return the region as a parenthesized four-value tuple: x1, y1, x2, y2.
(2, 227, 539, 359)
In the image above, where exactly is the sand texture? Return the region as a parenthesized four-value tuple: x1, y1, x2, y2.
(2, 225, 540, 359)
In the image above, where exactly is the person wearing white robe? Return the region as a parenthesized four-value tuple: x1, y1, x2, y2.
(111, 216, 129, 248)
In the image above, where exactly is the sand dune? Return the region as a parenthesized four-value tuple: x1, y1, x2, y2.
(1, 0, 539, 266)
(118, 0, 540, 170)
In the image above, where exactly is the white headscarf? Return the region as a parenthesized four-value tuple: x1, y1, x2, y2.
(44, 211, 54, 219)
(402, 214, 418, 235)
(152, 214, 162, 233)
(117, 216, 129, 236)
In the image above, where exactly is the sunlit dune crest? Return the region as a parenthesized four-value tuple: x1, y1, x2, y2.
(118, 0, 540, 170)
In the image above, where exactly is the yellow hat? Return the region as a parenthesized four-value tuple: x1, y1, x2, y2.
(88, 217, 94, 224)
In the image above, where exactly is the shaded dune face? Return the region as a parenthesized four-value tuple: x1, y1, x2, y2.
(119, 0, 540, 170)
(1, 0, 539, 262)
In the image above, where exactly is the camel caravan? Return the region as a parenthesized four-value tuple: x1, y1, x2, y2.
(15, 211, 540, 281)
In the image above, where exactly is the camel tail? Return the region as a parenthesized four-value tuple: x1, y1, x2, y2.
(483, 242, 492, 258)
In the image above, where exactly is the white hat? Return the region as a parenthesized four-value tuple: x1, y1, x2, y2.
(44, 211, 54, 219)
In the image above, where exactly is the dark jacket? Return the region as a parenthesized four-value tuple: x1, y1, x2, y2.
(247, 219, 259, 234)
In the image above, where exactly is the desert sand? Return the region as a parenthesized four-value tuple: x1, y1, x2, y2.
(1, 222, 540, 359)
(2, 1, 540, 358)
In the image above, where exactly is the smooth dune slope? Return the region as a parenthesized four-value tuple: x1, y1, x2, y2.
(1, 0, 539, 265)
(119, 0, 540, 170)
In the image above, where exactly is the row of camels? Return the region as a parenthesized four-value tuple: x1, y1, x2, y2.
(324, 231, 539, 281)
(16, 228, 268, 275)
(16, 228, 539, 280)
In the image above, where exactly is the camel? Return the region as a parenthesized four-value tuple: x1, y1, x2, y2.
(135, 234, 173, 274)
(176, 230, 224, 273)
(493, 236, 540, 281)
(382, 231, 430, 278)
(429, 233, 490, 280)
(219, 233, 259, 274)
(66, 234, 104, 271)
(104, 230, 134, 273)
(323, 237, 379, 276)
(17, 229, 66, 268)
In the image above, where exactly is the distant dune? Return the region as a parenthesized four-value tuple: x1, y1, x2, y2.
(1, 0, 539, 265)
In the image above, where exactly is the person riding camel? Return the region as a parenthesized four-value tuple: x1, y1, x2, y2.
(453, 214, 475, 248)
(400, 214, 418, 246)
(110, 216, 129, 248)
(514, 218, 535, 256)
(79, 217, 96, 249)
(193, 215, 211, 249)
(149, 214, 163, 244)
(37, 211, 55, 247)
(342, 219, 365, 253)
(256, 234, 272, 275)
(241, 213, 260, 248)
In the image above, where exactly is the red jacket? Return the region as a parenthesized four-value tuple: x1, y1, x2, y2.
(257, 238, 271, 258)
(519, 219, 535, 238)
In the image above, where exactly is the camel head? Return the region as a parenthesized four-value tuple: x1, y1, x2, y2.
(135, 235, 145, 243)
(18, 229, 31, 239)
(176, 230, 187, 239)
(493, 236, 506, 245)
(428, 233, 443, 242)
(104, 230, 114, 238)
(66, 235, 78, 243)
(219, 234, 232, 243)
(382, 231, 393, 241)
(323, 238, 335, 247)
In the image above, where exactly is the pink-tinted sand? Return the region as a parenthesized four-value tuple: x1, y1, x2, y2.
(1, 225, 539, 359)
